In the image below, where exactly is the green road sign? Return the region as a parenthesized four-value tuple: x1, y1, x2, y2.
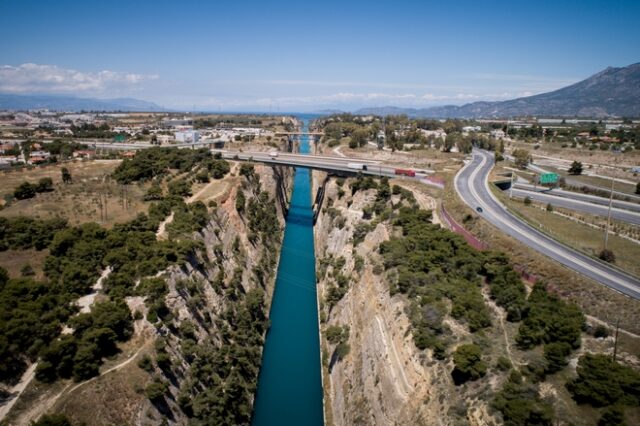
(539, 173, 559, 184)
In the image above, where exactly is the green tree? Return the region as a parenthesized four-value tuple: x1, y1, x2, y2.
(599, 249, 616, 263)
(195, 170, 210, 183)
(598, 405, 627, 426)
(493, 371, 553, 426)
(543, 342, 572, 373)
(61, 167, 72, 184)
(239, 163, 255, 179)
(451, 344, 487, 385)
(512, 149, 531, 169)
(168, 179, 192, 197)
(144, 184, 163, 201)
(36, 177, 54, 193)
(235, 190, 246, 213)
(14, 182, 37, 200)
(567, 353, 640, 407)
(568, 161, 583, 175)
(145, 380, 168, 402)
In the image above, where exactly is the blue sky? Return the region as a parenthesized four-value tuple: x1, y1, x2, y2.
(1, 0, 639, 111)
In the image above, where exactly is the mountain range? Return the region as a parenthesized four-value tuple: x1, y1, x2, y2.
(1, 63, 639, 117)
(0, 94, 164, 112)
(355, 62, 640, 118)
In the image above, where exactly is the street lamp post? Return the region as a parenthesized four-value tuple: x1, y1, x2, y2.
(603, 151, 620, 250)
(603, 175, 615, 250)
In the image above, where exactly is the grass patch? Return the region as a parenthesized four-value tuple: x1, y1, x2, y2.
(0, 248, 49, 280)
(0, 160, 149, 228)
(500, 195, 640, 278)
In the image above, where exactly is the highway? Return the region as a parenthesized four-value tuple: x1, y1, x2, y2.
(455, 149, 640, 300)
(513, 183, 640, 212)
(509, 186, 640, 225)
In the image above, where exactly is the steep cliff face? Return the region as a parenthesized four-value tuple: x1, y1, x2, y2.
(313, 177, 496, 426)
(26, 164, 293, 426)
(142, 164, 290, 424)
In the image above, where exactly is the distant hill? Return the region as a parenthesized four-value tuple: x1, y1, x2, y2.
(0, 94, 164, 112)
(356, 62, 640, 118)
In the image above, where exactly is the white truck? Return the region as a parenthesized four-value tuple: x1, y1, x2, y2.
(347, 162, 368, 171)
(269, 150, 279, 158)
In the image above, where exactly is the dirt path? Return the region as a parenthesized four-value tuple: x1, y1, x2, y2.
(482, 289, 519, 368)
(332, 146, 346, 158)
(76, 267, 112, 313)
(155, 211, 174, 240)
(16, 340, 150, 425)
(0, 364, 37, 421)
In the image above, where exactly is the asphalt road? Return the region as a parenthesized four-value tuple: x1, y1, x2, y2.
(455, 149, 640, 300)
(509, 187, 640, 225)
(513, 183, 640, 212)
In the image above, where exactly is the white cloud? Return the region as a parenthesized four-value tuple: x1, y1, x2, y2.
(0, 63, 158, 94)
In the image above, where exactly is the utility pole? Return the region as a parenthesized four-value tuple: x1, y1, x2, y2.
(103, 192, 108, 222)
(509, 171, 515, 199)
(612, 317, 620, 362)
(603, 175, 615, 250)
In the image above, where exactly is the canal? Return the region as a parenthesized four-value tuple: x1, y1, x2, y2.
(251, 117, 324, 425)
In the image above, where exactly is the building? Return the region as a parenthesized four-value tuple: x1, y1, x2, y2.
(175, 130, 200, 143)
(156, 134, 172, 145)
(462, 126, 481, 133)
(490, 129, 506, 139)
(73, 150, 96, 159)
(30, 150, 50, 159)
(0, 143, 17, 154)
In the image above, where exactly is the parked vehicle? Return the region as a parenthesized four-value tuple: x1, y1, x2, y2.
(394, 168, 416, 177)
(347, 162, 368, 171)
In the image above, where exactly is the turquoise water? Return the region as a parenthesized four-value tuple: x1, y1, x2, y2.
(251, 118, 324, 425)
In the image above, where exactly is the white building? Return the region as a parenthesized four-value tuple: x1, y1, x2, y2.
(462, 126, 481, 133)
(490, 129, 506, 139)
(175, 130, 200, 143)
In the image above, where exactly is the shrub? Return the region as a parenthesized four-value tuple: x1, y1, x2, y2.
(451, 344, 487, 385)
(599, 249, 616, 263)
(36, 177, 54, 192)
(496, 356, 512, 372)
(493, 371, 553, 425)
(516, 284, 584, 350)
(593, 325, 609, 338)
(543, 341, 572, 373)
(567, 354, 640, 407)
(598, 405, 627, 426)
(568, 161, 583, 175)
(138, 355, 154, 373)
(14, 182, 36, 199)
(145, 380, 168, 402)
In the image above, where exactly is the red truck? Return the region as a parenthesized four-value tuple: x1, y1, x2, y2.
(394, 168, 416, 177)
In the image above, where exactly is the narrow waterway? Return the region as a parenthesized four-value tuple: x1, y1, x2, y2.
(252, 117, 324, 425)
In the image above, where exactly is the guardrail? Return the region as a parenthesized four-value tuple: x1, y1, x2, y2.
(440, 205, 488, 251)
